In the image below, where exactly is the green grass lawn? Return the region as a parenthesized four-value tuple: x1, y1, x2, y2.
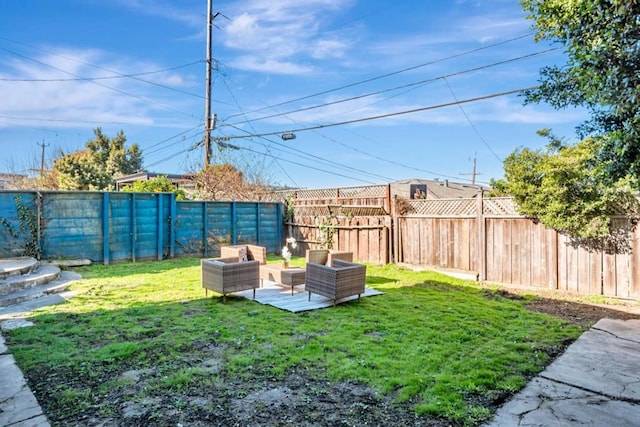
(6, 257, 584, 425)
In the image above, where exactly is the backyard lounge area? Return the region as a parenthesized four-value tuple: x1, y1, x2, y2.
(4, 255, 636, 426)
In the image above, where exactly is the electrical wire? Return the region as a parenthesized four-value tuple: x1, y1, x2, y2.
(223, 122, 395, 183)
(0, 47, 199, 119)
(444, 77, 502, 162)
(223, 86, 539, 140)
(219, 78, 301, 188)
(0, 60, 203, 82)
(222, 33, 535, 121)
(224, 47, 559, 128)
(218, 65, 478, 183)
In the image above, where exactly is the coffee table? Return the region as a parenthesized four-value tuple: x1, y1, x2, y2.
(259, 264, 306, 295)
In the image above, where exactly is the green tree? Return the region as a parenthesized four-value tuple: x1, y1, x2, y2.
(54, 128, 142, 190)
(491, 135, 639, 240)
(121, 175, 187, 200)
(521, 0, 640, 181)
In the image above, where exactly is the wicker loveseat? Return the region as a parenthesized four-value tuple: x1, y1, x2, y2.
(305, 259, 366, 306)
(201, 257, 260, 303)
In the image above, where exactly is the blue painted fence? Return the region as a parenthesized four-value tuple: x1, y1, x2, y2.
(0, 191, 283, 264)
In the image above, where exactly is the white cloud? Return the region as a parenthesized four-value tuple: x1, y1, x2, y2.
(230, 56, 314, 75)
(0, 48, 196, 130)
(111, 0, 202, 27)
(220, 0, 355, 74)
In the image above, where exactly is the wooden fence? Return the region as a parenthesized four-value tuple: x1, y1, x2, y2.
(397, 195, 640, 299)
(284, 184, 391, 264)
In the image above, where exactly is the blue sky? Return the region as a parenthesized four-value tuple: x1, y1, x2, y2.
(0, 0, 587, 188)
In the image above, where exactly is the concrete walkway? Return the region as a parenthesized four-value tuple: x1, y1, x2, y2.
(0, 332, 50, 427)
(486, 318, 640, 426)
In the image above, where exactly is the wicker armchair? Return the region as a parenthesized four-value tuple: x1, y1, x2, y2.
(305, 259, 366, 306)
(305, 249, 353, 266)
(220, 245, 267, 265)
(201, 257, 260, 303)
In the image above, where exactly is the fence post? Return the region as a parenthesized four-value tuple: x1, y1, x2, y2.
(169, 193, 175, 259)
(231, 202, 237, 245)
(103, 192, 110, 265)
(35, 191, 43, 260)
(131, 193, 137, 262)
(477, 190, 486, 280)
(392, 195, 400, 264)
(156, 194, 163, 260)
(277, 201, 284, 252)
(202, 201, 209, 257)
(256, 203, 261, 246)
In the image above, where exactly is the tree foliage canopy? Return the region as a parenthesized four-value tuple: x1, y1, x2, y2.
(120, 175, 187, 200)
(521, 0, 640, 180)
(492, 134, 639, 240)
(54, 128, 142, 190)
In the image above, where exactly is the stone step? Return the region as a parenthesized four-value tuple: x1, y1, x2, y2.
(0, 257, 38, 280)
(0, 264, 60, 297)
(0, 271, 81, 312)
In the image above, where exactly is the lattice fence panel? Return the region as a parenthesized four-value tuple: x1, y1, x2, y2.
(294, 188, 338, 199)
(338, 185, 387, 198)
(408, 198, 477, 216)
(483, 198, 520, 216)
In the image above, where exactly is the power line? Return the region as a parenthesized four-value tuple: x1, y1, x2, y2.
(443, 77, 502, 162)
(223, 85, 539, 141)
(220, 78, 300, 188)
(235, 144, 379, 185)
(223, 122, 394, 182)
(223, 33, 535, 121)
(224, 47, 559, 128)
(144, 125, 204, 157)
(0, 46, 203, 118)
(0, 114, 152, 126)
(219, 67, 475, 183)
(0, 60, 203, 82)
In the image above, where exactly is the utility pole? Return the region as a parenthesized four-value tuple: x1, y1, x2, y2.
(203, 0, 214, 168)
(37, 140, 49, 179)
(460, 153, 481, 185)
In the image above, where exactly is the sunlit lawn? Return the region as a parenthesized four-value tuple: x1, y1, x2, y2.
(6, 257, 583, 425)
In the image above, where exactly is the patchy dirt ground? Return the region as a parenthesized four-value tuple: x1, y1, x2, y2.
(27, 289, 640, 427)
(487, 286, 640, 328)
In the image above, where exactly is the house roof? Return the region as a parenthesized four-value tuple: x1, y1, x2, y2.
(114, 171, 193, 184)
(390, 178, 488, 199)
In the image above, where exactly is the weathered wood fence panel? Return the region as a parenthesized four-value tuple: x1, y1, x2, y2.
(0, 191, 282, 264)
(284, 184, 392, 264)
(398, 196, 640, 300)
(288, 215, 390, 264)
